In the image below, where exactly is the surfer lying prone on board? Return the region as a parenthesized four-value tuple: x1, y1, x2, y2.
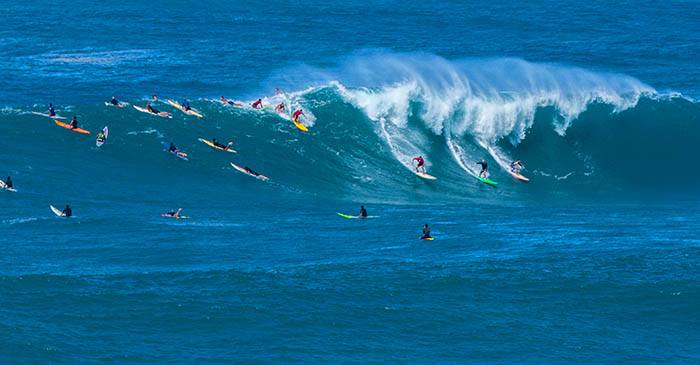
(165, 208, 182, 218)
(220, 96, 242, 106)
(212, 138, 232, 150)
(244, 166, 261, 177)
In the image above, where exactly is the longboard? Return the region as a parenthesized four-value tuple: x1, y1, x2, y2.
(96, 126, 108, 147)
(104, 101, 126, 107)
(413, 171, 437, 180)
(161, 141, 189, 161)
(167, 100, 203, 118)
(162, 214, 190, 219)
(32, 111, 65, 119)
(420, 237, 435, 240)
(198, 138, 236, 153)
(507, 170, 530, 182)
(337, 213, 379, 219)
(230, 162, 269, 180)
(50, 205, 65, 217)
(474, 175, 498, 185)
(134, 105, 172, 118)
(55, 120, 90, 134)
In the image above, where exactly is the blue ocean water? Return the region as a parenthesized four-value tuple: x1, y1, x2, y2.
(1, 0, 700, 362)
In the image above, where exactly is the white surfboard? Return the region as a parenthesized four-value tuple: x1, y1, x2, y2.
(50, 205, 65, 217)
(413, 171, 437, 180)
(0, 180, 16, 192)
(96, 126, 108, 147)
(32, 111, 66, 119)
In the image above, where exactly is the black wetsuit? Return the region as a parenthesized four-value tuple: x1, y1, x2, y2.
(70, 119, 78, 128)
(477, 161, 488, 173)
(422, 227, 431, 239)
(49, 107, 55, 116)
(62, 206, 72, 217)
(169, 144, 177, 152)
(5, 178, 12, 189)
(213, 140, 227, 149)
(244, 167, 258, 176)
(360, 208, 367, 218)
(111, 98, 119, 105)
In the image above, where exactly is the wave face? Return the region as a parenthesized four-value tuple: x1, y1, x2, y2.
(2, 53, 699, 204)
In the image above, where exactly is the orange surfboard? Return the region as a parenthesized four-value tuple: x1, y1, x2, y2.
(55, 120, 90, 134)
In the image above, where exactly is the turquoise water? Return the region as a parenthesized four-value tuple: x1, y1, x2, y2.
(1, 0, 700, 362)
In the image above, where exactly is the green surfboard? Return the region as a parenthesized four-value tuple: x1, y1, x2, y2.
(474, 175, 498, 185)
(337, 213, 379, 219)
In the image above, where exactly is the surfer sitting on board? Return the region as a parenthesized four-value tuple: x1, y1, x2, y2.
(412, 156, 426, 173)
(96, 130, 106, 143)
(165, 208, 182, 217)
(48, 104, 56, 117)
(510, 160, 524, 174)
(212, 138, 232, 150)
(276, 103, 285, 113)
(69, 116, 78, 129)
(62, 204, 72, 217)
(243, 166, 260, 177)
(421, 224, 431, 239)
(168, 142, 179, 153)
(3, 176, 12, 190)
(182, 98, 191, 111)
(292, 109, 304, 123)
(252, 99, 263, 109)
(475, 159, 488, 178)
(359, 206, 368, 218)
(110, 96, 120, 106)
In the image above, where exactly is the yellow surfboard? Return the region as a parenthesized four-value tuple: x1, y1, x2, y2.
(167, 100, 203, 118)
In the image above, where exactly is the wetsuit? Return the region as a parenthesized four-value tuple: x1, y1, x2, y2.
(49, 106, 55, 116)
(70, 118, 78, 129)
(111, 98, 119, 105)
(62, 206, 72, 217)
(212, 140, 227, 149)
(422, 227, 431, 239)
(183, 100, 191, 111)
(476, 161, 488, 173)
(147, 105, 160, 114)
(5, 178, 12, 189)
(169, 144, 177, 152)
(413, 157, 425, 168)
(360, 208, 367, 218)
(244, 167, 259, 176)
(510, 160, 522, 172)
(292, 110, 303, 122)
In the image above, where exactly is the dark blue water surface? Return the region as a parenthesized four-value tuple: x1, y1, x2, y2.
(1, 0, 699, 362)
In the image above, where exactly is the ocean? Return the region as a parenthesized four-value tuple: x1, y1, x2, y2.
(1, 0, 699, 362)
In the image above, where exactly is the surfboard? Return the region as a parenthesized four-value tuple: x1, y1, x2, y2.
(198, 138, 237, 153)
(230, 162, 269, 180)
(293, 118, 309, 132)
(167, 100, 203, 118)
(474, 175, 498, 185)
(134, 105, 172, 118)
(337, 213, 379, 219)
(96, 126, 108, 147)
(507, 170, 530, 182)
(104, 101, 126, 107)
(413, 171, 437, 180)
(55, 120, 90, 134)
(277, 112, 292, 121)
(161, 141, 189, 161)
(0, 180, 17, 192)
(420, 237, 435, 240)
(50, 205, 65, 217)
(162, 214, 190, 219)
(32, 111, 65, 119)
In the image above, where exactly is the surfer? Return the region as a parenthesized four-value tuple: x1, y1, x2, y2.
(275, 88, 284, 95)
(510, 159, 524, 174)
(421, 224, 431, 239)
(69, 116, 78, 129)
(275, 103, 285, 113)
(48, 103, 56, 117)
(152, 94, 158, 100)
(412, 156, 426, 173)
(3, 176, 12, 190)
(96, 130, 106, 143)
(110, 96, 120, 106)
(147, 103, 159, 114)
(292, 109, 304, 123)
(359, 206, 367, 218)
(243, 166, 260, 177)
(475, 159, 488, 178)
(211, 138, 232, 150)
(182, 98, 191, 111)
(62, 204, 72, 217)
(165, 208, 182, 217)
(252, 99, 263, 109)
(168, 142, 178, 153)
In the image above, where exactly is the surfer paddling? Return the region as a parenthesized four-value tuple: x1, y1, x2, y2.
(165, 208, 182, 218)
(211, 138, 232, 151)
